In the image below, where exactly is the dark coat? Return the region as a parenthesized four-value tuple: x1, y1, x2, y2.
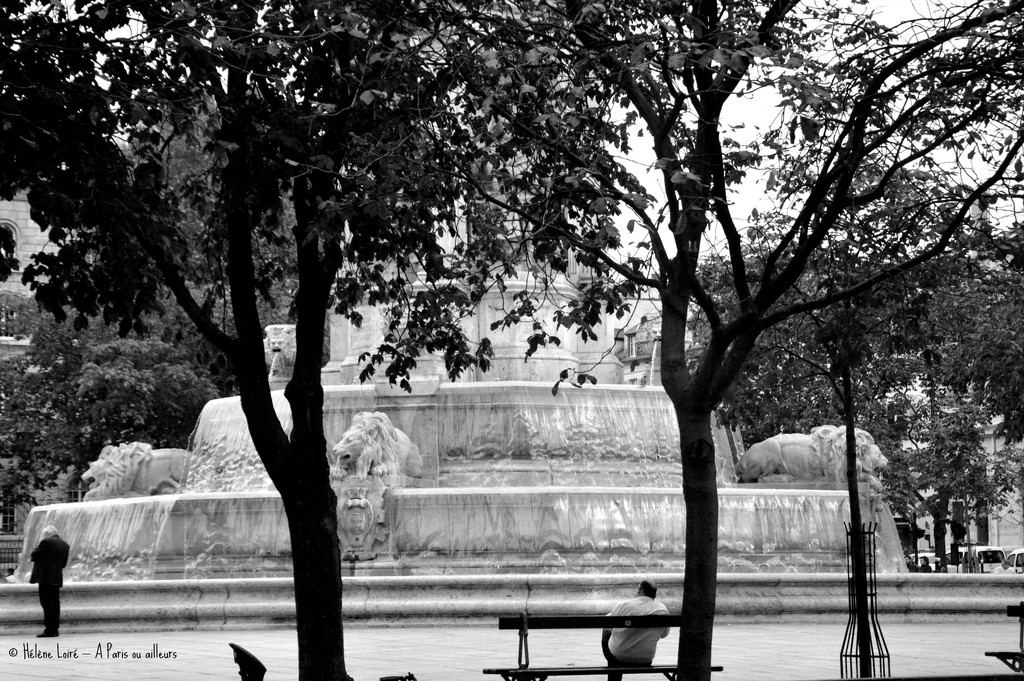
(29, 534, 70, 587)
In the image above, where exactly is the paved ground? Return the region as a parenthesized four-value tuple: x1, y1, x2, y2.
(0, 620, 1018, 681)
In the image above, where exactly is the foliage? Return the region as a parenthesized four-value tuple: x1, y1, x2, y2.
(0, 351, 83, 508)
(723, 250, 1024, 531)
(0, 318, 218, 506)
(937, 265, 1024, 442)
(75, 337, 219, 448)
(421, 2, 1024, 674)
(0, 3, 485, 679)
(0, 292, 40, 338)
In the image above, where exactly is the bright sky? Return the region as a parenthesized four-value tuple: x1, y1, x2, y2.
(610, 0, 1020, 263)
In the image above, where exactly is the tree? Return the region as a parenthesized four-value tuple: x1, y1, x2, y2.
(707, 258, 914, 453)
(716, 239, 1024, 561)
(1, 3, 479, 680)
(708, 247, 916, 674)
(0, 293, 38, 338)
(883, 254, 1024, 558)
(937, 261, 1024, 443)
(0, 352, 83, 508)
(0, 317, 218, 506)
(419, 2, 1024, 677)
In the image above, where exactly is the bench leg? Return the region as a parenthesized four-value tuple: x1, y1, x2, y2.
(990, 653, 1024, 673)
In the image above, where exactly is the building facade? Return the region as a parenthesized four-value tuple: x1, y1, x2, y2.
(0, 195, 48, 561)
(0, 194, 50, 297)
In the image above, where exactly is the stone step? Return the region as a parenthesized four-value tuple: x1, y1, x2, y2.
(1, 572, 1022, 633)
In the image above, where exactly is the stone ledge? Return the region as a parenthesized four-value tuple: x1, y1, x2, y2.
(0, 573, 1021, 633)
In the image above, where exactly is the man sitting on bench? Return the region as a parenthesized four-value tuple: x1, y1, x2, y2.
(602, 580, 671, 681)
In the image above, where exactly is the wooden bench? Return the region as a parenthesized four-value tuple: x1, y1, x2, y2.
(986, 602, 1024, 672)
(482, 613, 722, 681)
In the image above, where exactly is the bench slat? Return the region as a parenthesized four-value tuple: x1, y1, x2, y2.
(484, 666, 723, 678)
(497, 615, 677, 630)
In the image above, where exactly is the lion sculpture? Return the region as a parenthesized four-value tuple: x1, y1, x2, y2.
(736, 425, 887, 489)
(330, 411, 424, 484)
(264, 324, 297, 379)
(82, 443, 186, 500)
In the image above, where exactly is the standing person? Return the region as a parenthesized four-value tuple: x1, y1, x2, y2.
(919, 556, 933, 573)
(30, 525, 70, 637)
(602, 580, 670, 681)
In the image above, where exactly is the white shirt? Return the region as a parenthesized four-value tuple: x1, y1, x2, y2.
(606, 596, 670, 664)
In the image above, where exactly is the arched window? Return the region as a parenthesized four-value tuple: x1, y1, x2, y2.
(0, 221, 18, 272)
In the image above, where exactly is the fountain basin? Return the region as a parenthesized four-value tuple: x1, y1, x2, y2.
(14, 381, 904, 582)
(15, 486, 901, 582)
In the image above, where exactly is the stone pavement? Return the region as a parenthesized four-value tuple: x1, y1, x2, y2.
(0, 621, 1017, 681)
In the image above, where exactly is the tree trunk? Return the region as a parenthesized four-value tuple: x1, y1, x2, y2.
(675, 409, 719, 681)
(234, 368, 347, 681)
(841, 365, 872, 678)
(931, 506, 949, 570)
(274, 170, 347, 681)
(281, 470, 347, 681)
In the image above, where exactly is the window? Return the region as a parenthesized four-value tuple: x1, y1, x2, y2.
(0, 222, 18, 272)
(625, 334, 636, 358)
(66, 482, 90, 503)
(0, 502, 16, 535)
(0, 301, 15, 336)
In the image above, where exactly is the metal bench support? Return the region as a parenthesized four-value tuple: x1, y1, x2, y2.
(985, 602, 1024, 673)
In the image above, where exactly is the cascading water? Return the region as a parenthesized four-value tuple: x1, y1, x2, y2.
(16, 382, 905, 581)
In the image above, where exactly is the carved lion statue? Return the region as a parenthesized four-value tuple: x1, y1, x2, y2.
(81, 443, 186, 500)
(736, 425, 887, 488)
(330, 411, 424, 484)
(822, 428, 888, 490)
(82, 444, 147, 500)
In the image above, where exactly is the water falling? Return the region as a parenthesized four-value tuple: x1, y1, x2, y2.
(16, 383, 904, 581)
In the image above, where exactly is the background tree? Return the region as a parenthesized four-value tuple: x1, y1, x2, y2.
(725, 245, 1024, 560)
(1, 3, 484, 679)
(0, 293, 38, 339)
(885, 249, 1024, 559)
(0, 316, 218, 506)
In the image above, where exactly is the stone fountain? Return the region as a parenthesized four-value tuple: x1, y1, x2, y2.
(14, 379, 905, 582)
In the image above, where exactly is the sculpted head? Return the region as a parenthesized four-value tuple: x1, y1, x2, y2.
(822, 427, 888, 482)
(854, 429, 888, 475)
(81, 442, 152, 499)
(331, 412, 403, 479)
(82, 445, 116, 483)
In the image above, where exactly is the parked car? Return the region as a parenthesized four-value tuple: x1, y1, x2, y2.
(997, 548, 1024, 573)
(945, 545, 1006, 573)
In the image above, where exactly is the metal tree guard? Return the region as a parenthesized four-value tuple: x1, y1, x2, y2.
(841, 523, 890, 678)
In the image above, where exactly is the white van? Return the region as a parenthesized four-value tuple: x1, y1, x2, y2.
(946, 545, 1006, 572)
